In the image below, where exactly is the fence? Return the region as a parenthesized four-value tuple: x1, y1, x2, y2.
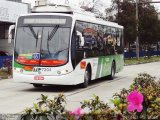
(0, 56, 12, 68)
(124, 51, 160, 58)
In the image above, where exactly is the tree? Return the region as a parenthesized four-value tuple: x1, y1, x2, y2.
(106, 0, 137, 48)
(138, 1, 158, 46)
(106, 0, 160, 51)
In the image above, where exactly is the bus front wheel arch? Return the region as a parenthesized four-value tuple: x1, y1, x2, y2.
(80, 64, 92, 88)
(32, 84, 43, 88)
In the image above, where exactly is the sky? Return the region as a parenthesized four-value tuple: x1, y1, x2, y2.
(22, 0, 160, 12)
(154, 0, 160, 12)
(22, 0, 111, 8)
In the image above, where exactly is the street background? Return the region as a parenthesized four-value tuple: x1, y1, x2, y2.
(0, 62, 159, 113)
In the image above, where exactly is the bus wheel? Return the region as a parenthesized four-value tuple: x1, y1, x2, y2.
(33, 84, 43, 88)
(80, 68, 91, 88)
(108, 62, 115, 80)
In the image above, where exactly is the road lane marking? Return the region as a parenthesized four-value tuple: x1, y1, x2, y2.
(66, 76, 128, 97)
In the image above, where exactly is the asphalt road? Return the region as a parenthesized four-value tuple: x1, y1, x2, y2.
(0, 62, 160, 114)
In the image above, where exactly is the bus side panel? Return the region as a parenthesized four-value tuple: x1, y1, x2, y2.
(94, 54, 124, 79)
(115, 54, 124, 73)
(95, 56, 111, 79)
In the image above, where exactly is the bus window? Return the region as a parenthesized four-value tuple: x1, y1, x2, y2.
(79, 22, 96, 51)
(83, 28, 97, 50)
(75, 21, 85, 63)
(15, 16, 72, 67)
(107, 27, 116, 55)
(104, 26, 111, 45)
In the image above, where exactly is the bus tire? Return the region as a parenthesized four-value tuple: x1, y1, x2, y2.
(80, 67, 91, 88)
(33, 84, 43, 88)
(108, 62, 115, 80)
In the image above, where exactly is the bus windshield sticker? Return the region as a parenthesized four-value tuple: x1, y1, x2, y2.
(33, 53, 40, 60)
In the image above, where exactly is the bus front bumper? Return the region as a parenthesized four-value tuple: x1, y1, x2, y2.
(13, 72, 84, 85)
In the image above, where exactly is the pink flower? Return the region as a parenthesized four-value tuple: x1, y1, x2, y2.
(69, 107, 84, 120)
(126, 90, 144, 112)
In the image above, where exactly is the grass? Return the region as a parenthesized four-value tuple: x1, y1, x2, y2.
(124, 56, 160, 65)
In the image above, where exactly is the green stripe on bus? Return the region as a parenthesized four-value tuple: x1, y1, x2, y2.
(101, 57, 110, 77)
(96, 57, 102, 78)
(14, 62, 23, 68)
(96, 56, 115, 78)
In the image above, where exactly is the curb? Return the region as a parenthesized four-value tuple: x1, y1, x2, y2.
(0, 114, 21, 120)
(124, 60, 160, 66)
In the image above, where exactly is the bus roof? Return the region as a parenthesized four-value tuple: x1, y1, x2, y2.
(73, 13, 123, 29)
(27, 5, 123, 29)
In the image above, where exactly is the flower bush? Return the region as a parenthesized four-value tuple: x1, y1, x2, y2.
(80, 95, 115, 120)
(22, 73, 160, 120)
(111, 73, 160, 120)
(67, 107, 84, 120)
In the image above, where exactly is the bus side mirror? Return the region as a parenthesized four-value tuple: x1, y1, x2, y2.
(76, 31, 84, 47)
(8, 25, 15, 44)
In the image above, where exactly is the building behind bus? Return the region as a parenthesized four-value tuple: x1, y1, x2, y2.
(0, 0, 29, 68)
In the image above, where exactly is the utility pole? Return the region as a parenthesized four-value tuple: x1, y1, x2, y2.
(93, 0, 95, 12)
(117, 0, 120, 23)
(136, 0, 139, 60)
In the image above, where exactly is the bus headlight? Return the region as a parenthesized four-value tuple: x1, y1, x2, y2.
(57, 69, 69, 75)
(20, 69, 23, 73)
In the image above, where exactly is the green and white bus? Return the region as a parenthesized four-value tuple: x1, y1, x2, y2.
(9, 5, 124, 88)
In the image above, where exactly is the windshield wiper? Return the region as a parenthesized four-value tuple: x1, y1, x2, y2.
(53, 48, 68, 58)
(28, 25, 38, 47)
(47, 25, 59, 41)
(47, 25, 59, 56)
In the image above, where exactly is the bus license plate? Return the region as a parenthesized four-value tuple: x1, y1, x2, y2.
(34, 76, 44, 80)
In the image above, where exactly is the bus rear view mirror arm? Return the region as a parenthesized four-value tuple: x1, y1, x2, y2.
(76, 31, 84, 47)
(8, 25, 15, 44)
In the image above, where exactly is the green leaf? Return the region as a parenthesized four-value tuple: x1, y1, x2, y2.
(33, 103, 38, 111)
(110, 99, 120, 107)
(41, 94, 48, 101)
(24, 107, 32, 114)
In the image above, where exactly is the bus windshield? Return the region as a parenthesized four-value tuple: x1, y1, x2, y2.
(15, 16, 72, 66)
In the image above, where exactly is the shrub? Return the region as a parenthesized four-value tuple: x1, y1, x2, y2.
(22, 73, 160, 120)
(22, 93, 67, 120)
(111, 73, 160, 120)
(80, 95, 115, 120)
